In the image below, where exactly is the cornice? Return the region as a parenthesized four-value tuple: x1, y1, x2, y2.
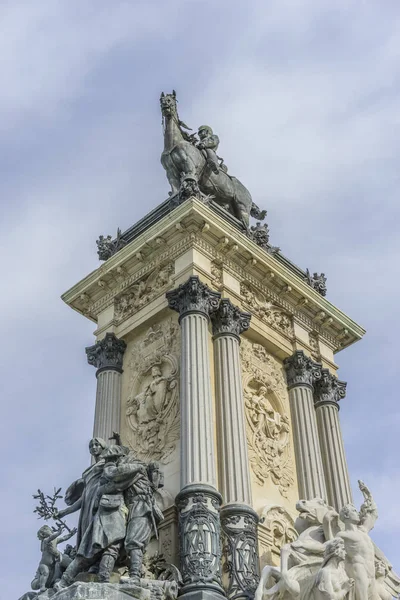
(62, 198, 365, 352)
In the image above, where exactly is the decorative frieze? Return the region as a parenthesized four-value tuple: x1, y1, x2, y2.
(115, 262, 174, 322)
(221, 504, 260, 600)
(309, 332, 321, 362)
(211, 298, 251, 340)
(240, 282, 294, 338)
(86, 332, 126, 374)
(284, 350, 321, 389)
(166, 275, 220, 321)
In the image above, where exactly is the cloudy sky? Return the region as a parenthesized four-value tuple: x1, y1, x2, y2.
(1, 1, 399, 596)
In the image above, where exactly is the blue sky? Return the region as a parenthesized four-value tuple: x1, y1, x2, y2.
(1, 1, 399, 597)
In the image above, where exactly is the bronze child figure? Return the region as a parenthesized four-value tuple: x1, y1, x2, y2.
(32, 524, 76, 592)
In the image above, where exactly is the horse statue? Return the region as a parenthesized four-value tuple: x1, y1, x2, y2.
(160, 90, 265, 229)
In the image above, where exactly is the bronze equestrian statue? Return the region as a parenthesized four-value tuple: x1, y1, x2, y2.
(160, 91, 265, 229)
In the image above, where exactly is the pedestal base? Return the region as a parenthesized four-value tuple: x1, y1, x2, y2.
(178, 589, 226, 600)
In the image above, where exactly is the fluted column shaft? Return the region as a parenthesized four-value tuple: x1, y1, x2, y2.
(314, 370, 352, 510)
(212, 299, 259, 600)
(211, 299, 252, 504)
(180, 312, 216, 487)
(86, 333, 126, 442)
(167, 276, 224, 598)
(284, 351, 326, 500)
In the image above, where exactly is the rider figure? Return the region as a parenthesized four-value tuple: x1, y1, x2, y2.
(197, 125, 221, 174)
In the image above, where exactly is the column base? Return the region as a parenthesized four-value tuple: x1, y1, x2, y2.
(176, 484, 225, 597)
(221, 504, 260, 600)
(178, 589, 226, 600)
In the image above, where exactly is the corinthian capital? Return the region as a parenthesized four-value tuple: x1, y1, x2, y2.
(211, 298, 251, 340)
(284, 350, 321, 389)
(86, 333, 127, 374)
(166, 275, 221, 321)
(314, 369, 347, 408)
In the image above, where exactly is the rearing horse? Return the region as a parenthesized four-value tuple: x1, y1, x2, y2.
(160, 91, 258, 228)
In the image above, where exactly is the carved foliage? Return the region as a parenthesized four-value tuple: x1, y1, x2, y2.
(309, 332, 321, 362)
(313, 369, 347, 408)
(284, 350, 321, 389)
(240, 282, 293, 338)
(85, 333, 126, 372)
(211, 298, 251, 339)
(241, 339, 294, 497)
(125, 319, 180, 463)
(115, 262, 174, 322)
(166, 275, 220, 319)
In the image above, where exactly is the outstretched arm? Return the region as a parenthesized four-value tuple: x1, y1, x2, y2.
(57, 527, 77, 544)
(358, 480, 378, 532)
(55, 497, 82, 519)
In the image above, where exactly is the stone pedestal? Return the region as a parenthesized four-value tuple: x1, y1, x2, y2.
(86, 333, 126, 441)
(166, 276, 224, 599)
(314, 369, 352, 510)
(284, 351, 326, 500)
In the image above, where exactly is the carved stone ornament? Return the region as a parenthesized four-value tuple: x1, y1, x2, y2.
(210, 261, 223, 290)
(176, 484, 223, 593)
(85, 333, 127, 373)
(240, 282, 293, 338)
(309, 332, 321, 362)
(125, 319, 180, 464)
(115, 262, 174, 322)
(241, 339, 294, 497)
(313, 369, 347, 409)
(166, 275, 221, 321)
(96, 227, 126, 261)
(248, 222, 280, 255)
(211, 298, 251, 340)
(306, 268, 327, 297)
(254, 482, 400, 600)
(221, 505, 260, 600)
(284, 350, 321, 389)
(259, 505, 297, 556)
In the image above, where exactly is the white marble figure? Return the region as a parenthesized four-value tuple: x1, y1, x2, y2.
(255, 482, 399, 600)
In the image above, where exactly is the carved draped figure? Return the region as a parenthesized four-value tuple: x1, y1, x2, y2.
(65, 459, 106, 549)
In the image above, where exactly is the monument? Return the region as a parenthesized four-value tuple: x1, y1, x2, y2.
(18, 92, 399, 600)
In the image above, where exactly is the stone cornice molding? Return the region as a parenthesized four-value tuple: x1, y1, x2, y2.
(211, 298, 251, 341)
(62, 199, 365, 352)
(313, 369, 347, 409)
(284, 350, 321, 389)
(86, 332, 127, 374)
(166, 275, 220, 322)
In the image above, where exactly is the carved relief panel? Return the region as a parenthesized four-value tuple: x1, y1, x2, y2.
(115, 262, 174, 323)
(240, 338, 294, 498)
(124, 318, 180, 464)
(258, 505, 297, 568)
(240, 282, 294, 338)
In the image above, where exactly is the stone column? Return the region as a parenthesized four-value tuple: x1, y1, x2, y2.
(284, 351, 326, 500)
(211, 299, 259, 600)
(85, 333, 126, 442)
(314, 369, 352, 510)
(167, 275, 225, 600)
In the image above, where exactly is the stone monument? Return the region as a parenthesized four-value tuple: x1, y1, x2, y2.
(19, 92, 399, 600)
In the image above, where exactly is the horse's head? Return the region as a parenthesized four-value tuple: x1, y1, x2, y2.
(160, 90, 178, 118)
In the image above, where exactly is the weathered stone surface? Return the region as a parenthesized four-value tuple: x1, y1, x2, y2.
(48, 582, 150, 600)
